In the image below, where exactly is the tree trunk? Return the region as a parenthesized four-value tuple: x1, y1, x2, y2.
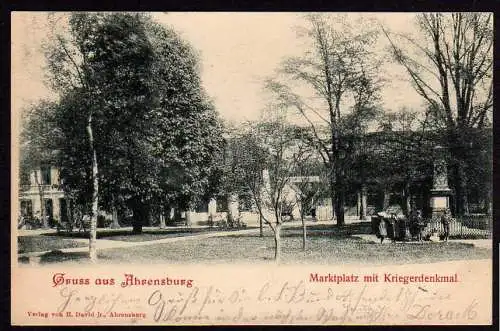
(329, 175, 336, 222)
(357, 192, 361, 217)
(131, 198, 145, 234)
(227, 193, 239, 227)
(404, 194, 411, 218)
(453, 161, 469, 216)
(185, 209, 194, 228)
(86, 116, 99, 263)
(110, 205, 120, 229)
(159, 205, 167, 229)
(335, 189, 345, 226)
(301, 210, 306, 251)
(132, 209, 144, 234)
(132, 221, 143, 234)
(273, 223, 282, 263)
(403, 181, 411, 217)
(458, 162, 469, 215)
(335, 169, 345, 226)
(110, 195, 120, 229)
(333, 159, 345, 227)
(383, 187, 390, 210)
(148, 210, 154, 227)
(485, 190, 492, 215)
(359, 185, 367, 221)
(259, 214, 263, 237)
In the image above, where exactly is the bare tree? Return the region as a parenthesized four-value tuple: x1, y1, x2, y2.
(382, 13, 493, 216)
(289, 157, 323, 251)
(266, 14, 382, 226)
(229, 117, 309, 262)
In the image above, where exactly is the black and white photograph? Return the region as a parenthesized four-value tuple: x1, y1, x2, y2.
(11, 12, 493, 325)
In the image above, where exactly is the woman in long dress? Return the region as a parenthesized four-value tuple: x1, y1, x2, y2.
(378, 217, 388, 243)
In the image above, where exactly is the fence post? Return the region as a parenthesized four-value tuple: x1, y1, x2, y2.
(460, 217, 463, 238)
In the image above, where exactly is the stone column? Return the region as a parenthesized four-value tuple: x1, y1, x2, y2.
(208, 198, 217, 226)
(208, 198, 217, 217)
(430, 146, 452, 217)
(159, 214, 166, 229)
(52, 197, 60, 223)
(227, 193, 239, 226)
(360, 186, 367, 220)
(185, 210, 195, 227)
(32, 197, 41, 218)
(110, 203, 120, 229)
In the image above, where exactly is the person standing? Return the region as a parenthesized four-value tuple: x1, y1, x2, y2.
(17, 214, 25, 230)
(441, 209, 451, 241)
(378, 217, 388, 243)
(415, 210, 424, 242)
(390, 214, 399, 243)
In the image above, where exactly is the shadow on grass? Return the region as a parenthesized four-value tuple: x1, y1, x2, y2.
(231, 222, 372, 239)
(17, 250, 90, 265)
(43, 227, 207, 239)
(18, 235, 88, 254)
(43, 226, 259, 241)
(449, 234, 491, 240)
(39, 250, 90, 264)
(18, 250, 116, 265)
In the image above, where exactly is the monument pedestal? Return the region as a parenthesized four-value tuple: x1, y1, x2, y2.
(430, 189, 452, 218)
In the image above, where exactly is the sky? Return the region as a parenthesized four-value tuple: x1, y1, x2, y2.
(11, 12, 425, 125)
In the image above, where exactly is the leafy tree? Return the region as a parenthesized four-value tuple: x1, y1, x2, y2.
(141, 19, 224, 228)
(44, 13, 156, 259)
(228, 116, 312, 262)
(41, 13, 224, 262)
(19, 101, 61, 228)
(221, 122, 268, 236)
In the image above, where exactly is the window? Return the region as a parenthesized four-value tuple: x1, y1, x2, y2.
(44, 199, 53, 219)
(59, 198, 68, 222)
(20, 171, 30, 186)
(41, 166, 51, 185)
(20, 200, 33, 217)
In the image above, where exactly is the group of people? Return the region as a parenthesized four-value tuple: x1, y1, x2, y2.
(377, 212, 404, 244)
(377, 209, 451, 243)
(18, 211, 57, 230)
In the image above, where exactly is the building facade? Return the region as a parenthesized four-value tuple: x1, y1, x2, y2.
(19, 166, 68, 223)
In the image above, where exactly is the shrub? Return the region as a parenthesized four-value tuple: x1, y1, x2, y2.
(97, 215, 112, 228)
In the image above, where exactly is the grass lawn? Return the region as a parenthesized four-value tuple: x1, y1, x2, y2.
(96, 235, 490, 265)
(24, 223, 491, 265)
(18, 236, 87, 254)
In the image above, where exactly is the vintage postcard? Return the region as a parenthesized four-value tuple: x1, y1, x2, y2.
(11, 12, 493, 325)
